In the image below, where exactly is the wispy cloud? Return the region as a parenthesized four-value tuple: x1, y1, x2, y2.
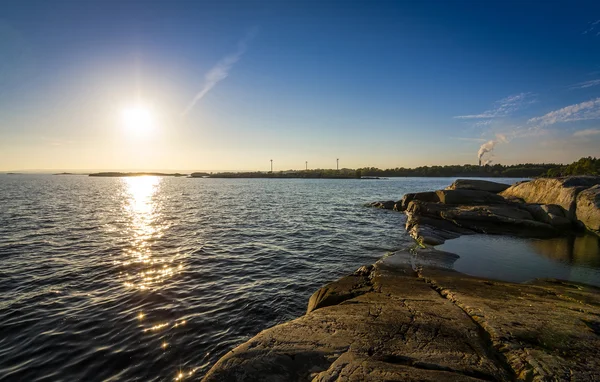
(454, 92, 535, 119)
(474, 119, 493, 127)
(182, 28, 258, 116)
(582, 19, 600, 35)
(569, 79, 600, 89)
(573, 128, 600, 137)
(527, 98, 600, 128)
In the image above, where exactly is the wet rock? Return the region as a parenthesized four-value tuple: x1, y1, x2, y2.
(576, 184, 600, 235)
(203, 250, 600, 382)
(446, 179, 510, 193)
(367, 200, 396, 210)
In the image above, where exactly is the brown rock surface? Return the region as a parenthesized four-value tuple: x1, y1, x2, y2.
(501, 177, 600, 220)
(576, 184, 600, 235)
(446, 179, 511, 193)
(435, 189, 507, 205)
(202, 250, 600, 381)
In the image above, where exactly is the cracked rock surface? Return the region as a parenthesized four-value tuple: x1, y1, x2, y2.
(202, 249, 600, 381)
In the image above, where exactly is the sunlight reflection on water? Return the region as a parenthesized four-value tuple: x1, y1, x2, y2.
(115, 177, 194, 379)
(115, 176, 184, 292)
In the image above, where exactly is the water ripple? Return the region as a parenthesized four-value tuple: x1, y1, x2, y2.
(0, 175, 534, 381)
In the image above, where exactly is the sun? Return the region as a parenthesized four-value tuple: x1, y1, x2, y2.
(121, 105, 154, 135)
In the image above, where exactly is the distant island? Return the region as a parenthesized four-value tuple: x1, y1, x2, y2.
(53, 172, 86, 175)
(78, 157, 599, 179)
(89, 172, 188, 177)
(191, 157, 599, 179)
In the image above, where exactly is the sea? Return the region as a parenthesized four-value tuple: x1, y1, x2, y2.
(1, 175, 599, 381)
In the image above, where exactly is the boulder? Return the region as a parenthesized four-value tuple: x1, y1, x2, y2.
(576, 184, 600, 235)
(409, 224, 447, 245)
(523, 204, 573, 229)
(446, 179, 510, 193)
(307, 265, 374, 314)
(405, 209, 476, 245)
(435, 189, 506, 205)
(501, 176, 600, 220)
(203, 251, 600, 382)
(406, 200, 558, 239)
(396, 191, 439, 211)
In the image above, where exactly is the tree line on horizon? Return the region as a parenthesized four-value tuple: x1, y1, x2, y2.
(196, 157, 599, 179)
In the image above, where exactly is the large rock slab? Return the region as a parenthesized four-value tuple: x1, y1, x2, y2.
(447, 179, 510, 193)
(435, 189, 507, 205)
(405, 200, 558, 242)
(501, 176, 600, 220)
(576, 185, 600, 235)
(202, 250, 600, 381)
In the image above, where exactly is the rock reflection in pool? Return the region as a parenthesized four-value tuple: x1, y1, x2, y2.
(528, 234, 600, 268)
(437, 234, 600, 287)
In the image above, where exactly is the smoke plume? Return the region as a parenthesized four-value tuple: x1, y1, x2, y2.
(477, 134, 507, 165)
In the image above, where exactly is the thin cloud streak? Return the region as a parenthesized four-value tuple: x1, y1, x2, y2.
(528, 98, 600, 128)
(582, 19, 600, 35)
(454, 92, 534, 119)
(573, 128, 600, 137)
(569, 79, 600, 89)
(182, 28, 258, 116)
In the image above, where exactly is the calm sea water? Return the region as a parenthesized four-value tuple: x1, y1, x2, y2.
(0, 175, 598, 381)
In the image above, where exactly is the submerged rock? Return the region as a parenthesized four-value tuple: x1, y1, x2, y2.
(202, 250, 600, 381)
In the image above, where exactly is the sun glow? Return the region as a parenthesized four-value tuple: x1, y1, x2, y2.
(121, 105, 155, 135)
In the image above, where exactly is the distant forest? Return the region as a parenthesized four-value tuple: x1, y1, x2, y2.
(199, 157, 599, 179)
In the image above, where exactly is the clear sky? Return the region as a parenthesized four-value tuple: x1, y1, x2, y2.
(1, 0, 599, 172)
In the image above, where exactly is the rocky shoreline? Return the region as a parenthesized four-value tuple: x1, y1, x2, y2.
(202, 249, 600, 381)
(202, 177, 600, 381)
(368, 177, 600, 246)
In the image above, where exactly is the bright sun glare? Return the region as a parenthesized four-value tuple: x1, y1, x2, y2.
(121, 106, 154, 135)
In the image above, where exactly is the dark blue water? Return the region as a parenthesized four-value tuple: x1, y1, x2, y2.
(0, 175, 598, 381)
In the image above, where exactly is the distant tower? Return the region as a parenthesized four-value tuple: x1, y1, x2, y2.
(270, 159, 273, 173)
(305, 161, 308, 170)
(478, 159, 481, 167)
(336, 158, 339, 170)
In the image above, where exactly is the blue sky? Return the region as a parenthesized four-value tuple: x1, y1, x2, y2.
(1, 0, 599, 171)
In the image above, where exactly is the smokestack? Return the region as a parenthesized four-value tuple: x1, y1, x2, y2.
(479, 159, 481, 166)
